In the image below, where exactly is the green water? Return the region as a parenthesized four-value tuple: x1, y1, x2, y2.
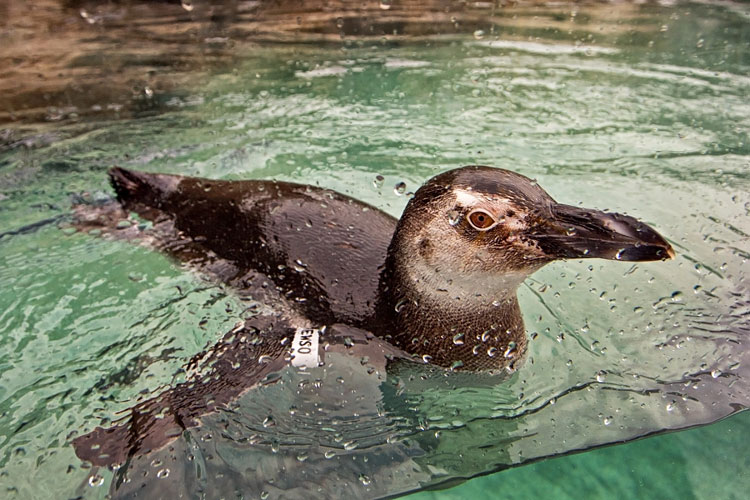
(1, 1, 749, 498)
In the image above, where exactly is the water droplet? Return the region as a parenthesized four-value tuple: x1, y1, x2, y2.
(296, 452, 309, 462)
(450, 360, 464, 370)
(359, 474, 372, 486)
(603, 416, 613, 426)
(711, 369, 722, 378)
(487, 347, 498, 357)
(615, 249, 625, 260)
(394, 299, 408, 313)
(263, 416, 275, 428)
(379, 0, 392, 10)
(421, 354, 432, 363)
(88, 474, 104, 487)
(336, 17, 344, 28)
(181, 0, 194, 12)
(696, 38, 705, 48)
(343, 440, 358, 451)
(373, 175, 384, 188)
(660, 24, 669, 32)
(504, 341, 517, 359)
(666, 401, 675, 412)
(324, 450, 336, 459)
(258, 354, 273, 364)
(157, 468, 170, 479)
(144, 86, 154, 98)
(452, 333, 465, 345)
(79, 9, 97, 24)
(448, 210, 461, 226)
(473, 30, 485, 40)
(394, 182, 407, 195)
(596, 371, 606, 383)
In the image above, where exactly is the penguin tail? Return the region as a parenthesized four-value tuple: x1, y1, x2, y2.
(109, 167, 156, 207)
(108, 166, 183, 214)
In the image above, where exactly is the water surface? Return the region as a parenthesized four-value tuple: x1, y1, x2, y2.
(0, 1, 748, 498)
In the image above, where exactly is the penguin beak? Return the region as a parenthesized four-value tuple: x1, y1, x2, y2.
(532, 204, 675, 262)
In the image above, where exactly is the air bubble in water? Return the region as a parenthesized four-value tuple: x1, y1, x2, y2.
(88, 475, 104, 487)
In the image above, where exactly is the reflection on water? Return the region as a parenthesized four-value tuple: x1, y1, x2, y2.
(5, 0, 746, 128)
(0, 1, 749, 499)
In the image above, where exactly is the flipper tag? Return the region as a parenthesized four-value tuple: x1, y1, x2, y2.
(291, 327, 320, 368)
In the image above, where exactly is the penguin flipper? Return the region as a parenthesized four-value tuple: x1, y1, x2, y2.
(73, 314, 292, 467)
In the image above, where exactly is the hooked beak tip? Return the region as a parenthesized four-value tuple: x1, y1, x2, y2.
(665, 245, 676, 260)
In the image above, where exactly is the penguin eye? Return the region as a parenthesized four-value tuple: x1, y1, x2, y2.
(467, 210, 496, 230)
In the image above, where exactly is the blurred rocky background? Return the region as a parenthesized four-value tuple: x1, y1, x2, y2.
(1, 0, 663, 130)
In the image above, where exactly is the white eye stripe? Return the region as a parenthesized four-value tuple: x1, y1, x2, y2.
(467, 209, 500, 231)
(453, 189, 480, 205)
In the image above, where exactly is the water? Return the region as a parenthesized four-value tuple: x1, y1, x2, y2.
(1, 1, 749, 498)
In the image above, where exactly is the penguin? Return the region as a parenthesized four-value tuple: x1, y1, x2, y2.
(71, 165, 673, 468)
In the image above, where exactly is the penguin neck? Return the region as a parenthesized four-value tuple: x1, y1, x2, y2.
(376, 237, 528, 372)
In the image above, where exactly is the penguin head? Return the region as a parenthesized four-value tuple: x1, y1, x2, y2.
(390, 165, 674, 305)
